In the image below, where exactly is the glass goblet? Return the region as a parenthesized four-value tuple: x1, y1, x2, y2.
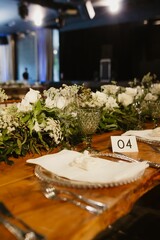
(77, 107, 101, 152)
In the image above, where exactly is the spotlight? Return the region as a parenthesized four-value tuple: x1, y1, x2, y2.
(18, 1, 29, 20)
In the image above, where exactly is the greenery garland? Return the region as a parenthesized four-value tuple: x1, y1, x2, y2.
(0, 72, 160, 164)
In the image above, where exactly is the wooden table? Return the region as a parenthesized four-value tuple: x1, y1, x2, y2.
(0, 130, 160, 240)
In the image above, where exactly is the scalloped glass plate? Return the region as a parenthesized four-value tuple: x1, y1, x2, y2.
(35, 165, 144, 189)
(136, 136, 160, 146)
(122, 129, 160, 146)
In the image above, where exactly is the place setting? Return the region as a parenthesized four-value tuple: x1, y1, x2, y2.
(122, 127, 160, 147)
(25, 95, 154, 215)
(26, 97, 150, 190)
(27, 149, 149, 189)
(25, 114, 160, 216)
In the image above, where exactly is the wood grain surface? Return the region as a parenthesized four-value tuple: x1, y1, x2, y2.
(0, 129, 160, 240)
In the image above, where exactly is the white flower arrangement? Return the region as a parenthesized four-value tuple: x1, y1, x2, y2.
(0, 72, 160, 164)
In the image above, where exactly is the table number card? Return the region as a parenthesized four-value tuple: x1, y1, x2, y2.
(111, 136, 139, 152)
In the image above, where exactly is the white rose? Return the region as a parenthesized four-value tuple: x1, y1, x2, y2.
(101, 85, 119, 95)
(118, 93, 134, 107)
(17, 98, 33, 112)
(92, 91, 107, 105)
(125, 87, 137, 97)
(104, 96, 119, 111)
(136, 86, 144, 98)
(24, 88, 41, 104)
(150, 83, 160, 95)
(45, 97, 55, 108)
(55, 96, 67, 109)
(144, 93, 158, 101)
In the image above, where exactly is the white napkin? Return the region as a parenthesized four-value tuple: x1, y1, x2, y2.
(27, 149, 148, 184)
(122, 128, 160, 141)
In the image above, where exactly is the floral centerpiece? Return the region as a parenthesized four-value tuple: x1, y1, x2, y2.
(0, 72, 160, 165)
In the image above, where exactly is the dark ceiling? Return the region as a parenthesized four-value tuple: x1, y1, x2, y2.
(0, 0, 160, 35)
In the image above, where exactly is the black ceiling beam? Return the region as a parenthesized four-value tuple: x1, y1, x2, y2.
(24, 0, 79, 11)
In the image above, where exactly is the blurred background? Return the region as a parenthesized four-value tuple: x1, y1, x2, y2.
(0, 0, 160, 93)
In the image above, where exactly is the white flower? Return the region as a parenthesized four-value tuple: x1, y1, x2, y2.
(125, 87, 137, 97)
(43, 85, 79, 109)
(43, 87, 59, 99)
(144, 93, 158, 101)
(33, 121, 41, 132)
(0, 106, 19, 133)
(0, 88, 8, 102)
(24, 88, 41, 104)
(17, 98, 33, 112)
(101, 85, 119, 95)
(45, 94, 68, 110)
(104, 96, 119, 111)
(136, 86, 144, 98)
(43, 118, 63, 144)
(118, 93, 134, 107)
(150, 83, 160, 95)
(54, 96, 67, 109)
(45, 97, 55, 108)
(92, 91, 107, 106)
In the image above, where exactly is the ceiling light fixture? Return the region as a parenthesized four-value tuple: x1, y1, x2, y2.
(107, 0, 122, 14)
(29, 5, 45, 27)
(85, 0, 95, 19)
(34, 17, 43, 27)
(143, 20, 148, 25)
(154, 20, 160, 25)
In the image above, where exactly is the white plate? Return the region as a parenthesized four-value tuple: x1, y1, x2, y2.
(35, 165, 145, 189)
(136, 136, 160, 146)
(122, 129, 160, 146)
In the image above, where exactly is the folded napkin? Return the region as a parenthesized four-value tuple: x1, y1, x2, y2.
(27, 150, 148, 185)
(122, 128, 160, 141)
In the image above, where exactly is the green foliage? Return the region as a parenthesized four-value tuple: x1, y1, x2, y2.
(1, 73, 160, 165)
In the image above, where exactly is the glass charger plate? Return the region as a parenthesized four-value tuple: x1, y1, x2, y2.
(35, 165, 144, 189)
(122, 129, 160, 146)
(136, 136, 160, 146)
